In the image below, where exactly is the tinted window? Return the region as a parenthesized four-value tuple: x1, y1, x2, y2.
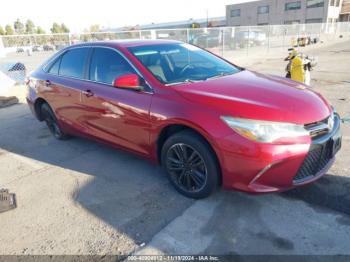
(89, 48, 136, 85)
(306, 18, 323, 23)
(284, 20, 300, 24)
(231, 9, 240, 17)
(48, 57, 61, 75)
(258, 5, 269, 14)
(59, 48, 89, 78)
(285, 1, 301, 10)
(307, 0, 324, 8)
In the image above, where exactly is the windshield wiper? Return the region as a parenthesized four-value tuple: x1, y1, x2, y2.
(165, 79, 201, 86)
(205, 72, 234, 81)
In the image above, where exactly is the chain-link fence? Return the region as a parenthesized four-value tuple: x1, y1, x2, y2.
(1, 22, 349, 83)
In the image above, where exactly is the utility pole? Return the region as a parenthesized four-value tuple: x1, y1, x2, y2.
(206, 10, 209, 27)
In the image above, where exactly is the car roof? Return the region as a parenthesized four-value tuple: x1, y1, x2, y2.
(70, 39, 183, 49)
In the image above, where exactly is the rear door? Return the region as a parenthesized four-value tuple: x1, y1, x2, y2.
(78, 47, 153, 156)
(42, 47, 90, 132)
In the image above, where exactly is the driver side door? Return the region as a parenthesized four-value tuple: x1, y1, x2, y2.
(79, 47, 153, 156)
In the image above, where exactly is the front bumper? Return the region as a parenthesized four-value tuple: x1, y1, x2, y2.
(217, 113, 342, 193)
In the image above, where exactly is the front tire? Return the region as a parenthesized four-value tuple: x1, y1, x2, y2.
(41, 103, 69, 140)
(161, 130, 220, 199)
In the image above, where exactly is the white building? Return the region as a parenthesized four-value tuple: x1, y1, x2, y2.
(226, 0, 343, 26)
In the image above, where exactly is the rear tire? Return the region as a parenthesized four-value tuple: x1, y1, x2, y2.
(161, 130, 220, 199)
(41, 103, 69, 140)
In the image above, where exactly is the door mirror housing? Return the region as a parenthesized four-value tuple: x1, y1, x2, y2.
(113, 74, 143, 91)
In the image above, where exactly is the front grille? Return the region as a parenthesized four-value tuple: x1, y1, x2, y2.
(293, 141, 333, 183)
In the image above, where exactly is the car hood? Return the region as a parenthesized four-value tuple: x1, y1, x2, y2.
(172, 70, 331, 124)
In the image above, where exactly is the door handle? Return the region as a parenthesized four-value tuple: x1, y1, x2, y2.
(45, 80, 51, 86)
(82, 90, 94, 97)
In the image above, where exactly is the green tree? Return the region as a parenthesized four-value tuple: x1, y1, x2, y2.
(5, 24, 14, 35)
(36, 26, 46, 34)
(51, 22, 70, 34)
(191, 22, 200, 28)
(25, 19, 35, 34)
(60, 23, 70, 33)
(89, 24, 100, 32)
(51, 22, 61, 33)
(0, 26, 5, 35)
(14, 19, 25, 34)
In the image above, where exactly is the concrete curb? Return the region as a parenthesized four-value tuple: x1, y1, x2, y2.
(0, 96, 19, 108)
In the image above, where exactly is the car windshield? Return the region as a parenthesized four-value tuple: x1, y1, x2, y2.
(128, 43, 240, 85)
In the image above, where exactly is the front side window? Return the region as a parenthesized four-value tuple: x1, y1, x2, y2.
(231, 9, 241, 17)
(59, 48, 89, 79)
(307, 0, 324, 8)
(285, 1, 301, 10)
(128, 43, 240, 85)
(89, 48, 136, 85)
(258, 5, 269, 14)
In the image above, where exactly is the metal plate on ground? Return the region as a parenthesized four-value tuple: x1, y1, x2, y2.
(0, 189, 16, 213)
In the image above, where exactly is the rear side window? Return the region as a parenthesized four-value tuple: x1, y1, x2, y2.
(89, 48, 135, 85)
(59, 48, 89, 79)
(48, 57, 61, 75)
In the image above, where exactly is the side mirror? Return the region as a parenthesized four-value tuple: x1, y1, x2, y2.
(113, 74, 143, 91)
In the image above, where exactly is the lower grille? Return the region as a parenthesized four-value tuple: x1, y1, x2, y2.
(294, 141, 333, 183)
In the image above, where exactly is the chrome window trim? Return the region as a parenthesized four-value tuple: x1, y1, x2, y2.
(43, 45, 154, 94)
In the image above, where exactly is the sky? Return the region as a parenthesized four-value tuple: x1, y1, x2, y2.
(0, 0, 253, 33)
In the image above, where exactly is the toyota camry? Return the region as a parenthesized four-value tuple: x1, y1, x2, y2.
(26, 40, 342, 198)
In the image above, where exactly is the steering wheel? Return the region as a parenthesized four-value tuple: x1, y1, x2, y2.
(179, 64, 194, 76)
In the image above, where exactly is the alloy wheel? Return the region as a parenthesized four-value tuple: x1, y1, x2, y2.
(42, 108, 63, 139)
(166, 143, 207, 193)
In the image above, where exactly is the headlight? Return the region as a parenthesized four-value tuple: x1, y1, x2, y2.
(221, 116, 309, 143)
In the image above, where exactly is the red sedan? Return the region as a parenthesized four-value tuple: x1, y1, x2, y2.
(26, 40, 342, 198)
